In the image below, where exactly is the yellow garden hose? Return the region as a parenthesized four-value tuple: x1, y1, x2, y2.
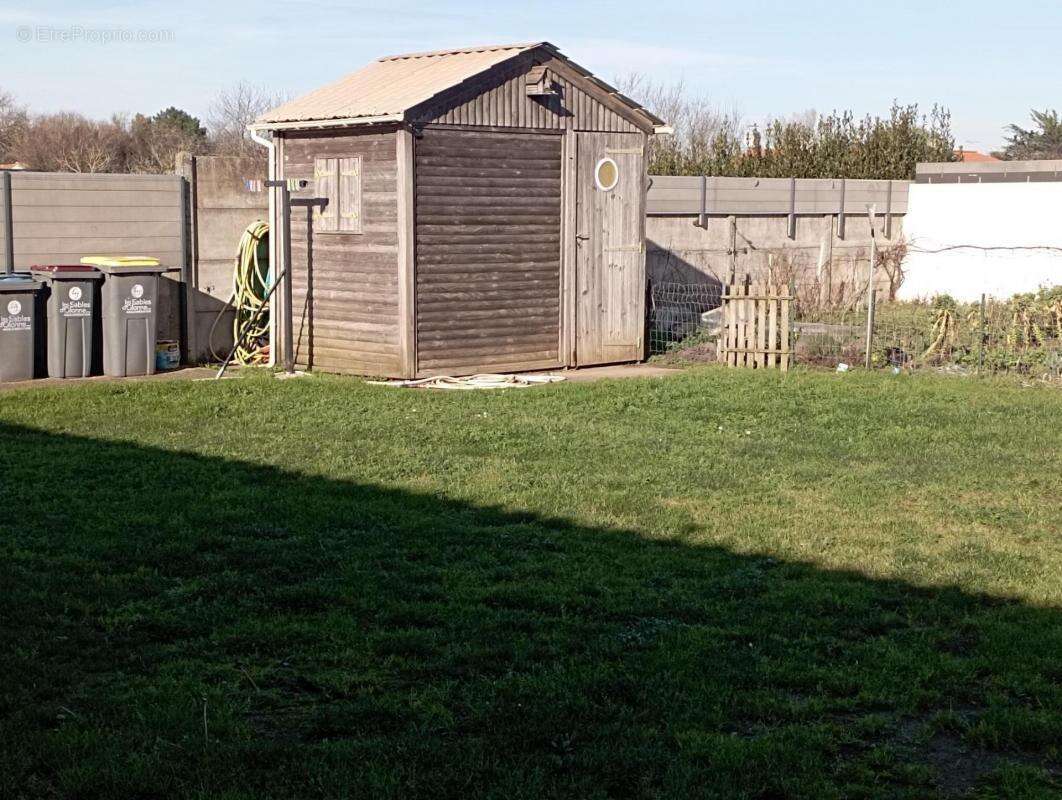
(210, 221, 271, 364)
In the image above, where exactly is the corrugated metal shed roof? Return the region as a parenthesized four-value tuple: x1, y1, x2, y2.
(258, 43, 544, 125)
(255, 42, 664, 130)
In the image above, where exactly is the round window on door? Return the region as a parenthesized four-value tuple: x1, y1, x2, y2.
(594, 157, 619, 191)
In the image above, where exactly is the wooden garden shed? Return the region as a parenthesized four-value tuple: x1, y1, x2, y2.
(253, 42, 667, 377)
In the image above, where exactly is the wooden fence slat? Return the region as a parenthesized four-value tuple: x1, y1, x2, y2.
(756, 283, 767, 368)
(750, 282, 759, 369)
(731, 283, 739, 367)
(727, 285, 734, 367)
(734, 282, 743, 367)
(719, 284, 727, 363)
(780, 289, 791, 372)
(747, 283, 755, 369)
(718, 284, 726, 362)
(745, 282, 754, 368)
(741, 283, 751, 368)
(722, 282, 730, 363)
(740, 282, 746, 368)
(767, 284, 778, 369)
(729, 283, 739, 367)
(721, 284, 729, 364)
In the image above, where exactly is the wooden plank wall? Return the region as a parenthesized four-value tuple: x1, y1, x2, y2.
(647, 175, 910, 217)
(0, 171, 183, 267)
(281, 128, 402, 376)
(416, 56, 643, 134)
(574, 131, 647, 365)
(414, 129, 563, 376)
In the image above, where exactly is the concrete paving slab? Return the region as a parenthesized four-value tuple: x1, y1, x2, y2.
(0, 363, 686, 395)
(0, 367, 220, 394)
(530, 364, 685, 382)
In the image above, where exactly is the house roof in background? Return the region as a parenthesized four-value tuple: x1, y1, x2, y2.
(956, 149, 1001, 163)
(254, 42, 664, 131)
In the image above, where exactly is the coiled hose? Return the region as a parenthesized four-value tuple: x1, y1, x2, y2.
(210, 220, 271, 364)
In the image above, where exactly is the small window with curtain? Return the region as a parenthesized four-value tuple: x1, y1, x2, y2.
(314, 155, 362, 234)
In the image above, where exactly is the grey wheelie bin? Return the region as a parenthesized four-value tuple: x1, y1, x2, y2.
(31, 264, 102, 378)
(83, 257, 170, 377)
(0, 273, 42, 382)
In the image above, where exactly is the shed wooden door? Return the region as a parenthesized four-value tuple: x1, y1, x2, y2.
(414, 129, 563, 376)
(574, 132, 646, 365)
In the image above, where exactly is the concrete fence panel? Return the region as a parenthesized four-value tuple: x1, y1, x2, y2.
(176, 153, 268, 363)
(1, 158, 269, 365)
(647, 175, 909, 217)
(0, 170, 186, 345)
(645, 175, 909, 300)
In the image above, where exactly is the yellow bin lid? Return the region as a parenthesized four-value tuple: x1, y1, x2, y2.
(81, 256, 161, 268)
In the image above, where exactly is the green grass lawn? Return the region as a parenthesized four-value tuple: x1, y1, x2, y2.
(1, 367, 1060, 799)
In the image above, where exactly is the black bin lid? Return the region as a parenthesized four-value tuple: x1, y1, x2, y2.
(0, 273, 41, 292)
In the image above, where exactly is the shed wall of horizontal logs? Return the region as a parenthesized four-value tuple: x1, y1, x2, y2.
(413, 128, 563, 375)
(281, 127, 403, 376)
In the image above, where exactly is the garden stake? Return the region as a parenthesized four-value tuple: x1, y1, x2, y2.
(864, 204, 877, 369)
(978, 293, 986, 373)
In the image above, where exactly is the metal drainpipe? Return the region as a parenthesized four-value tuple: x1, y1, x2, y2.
(249, 126, 278, 367)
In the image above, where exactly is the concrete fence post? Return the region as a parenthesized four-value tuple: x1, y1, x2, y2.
(787, 176, 797, 239)
(728, 215, 738, 284)
(817, 214, 833, 307)
(698, 174, 707, 228)
(837, 179, 847, 240)
(2, 170, 13, 274)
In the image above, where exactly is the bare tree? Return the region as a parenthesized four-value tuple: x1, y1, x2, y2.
(12, 113, 129, 172)
(877, 239, 909, 301)
(612, 73, 744, 175)
(0, 88, 28, 163)
(208, 82, 291, 157)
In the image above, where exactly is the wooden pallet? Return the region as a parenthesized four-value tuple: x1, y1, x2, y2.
(717, 282, 793, 370)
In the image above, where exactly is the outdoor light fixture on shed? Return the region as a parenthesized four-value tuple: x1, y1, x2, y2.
(525, 66, 557, 97)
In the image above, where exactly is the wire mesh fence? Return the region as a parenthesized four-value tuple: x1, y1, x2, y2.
(647, 282, 723, 357)
(649, 276, 1062, 381)
(792, 284, 1062, 378)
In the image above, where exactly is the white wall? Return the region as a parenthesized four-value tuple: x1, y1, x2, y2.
(900, 183, 1062, 300)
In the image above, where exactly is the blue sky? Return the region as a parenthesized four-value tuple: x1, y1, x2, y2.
(3, 0, 1060, 151)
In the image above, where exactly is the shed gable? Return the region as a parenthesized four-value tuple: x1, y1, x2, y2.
(410, 54, 649, 134)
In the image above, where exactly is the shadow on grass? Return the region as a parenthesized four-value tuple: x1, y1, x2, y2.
(0, 423, 1059, 799)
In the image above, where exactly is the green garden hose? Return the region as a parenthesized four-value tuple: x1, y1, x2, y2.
(210, 220, 271, 364)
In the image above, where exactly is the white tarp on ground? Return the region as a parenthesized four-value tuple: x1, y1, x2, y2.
(899, 182, 1062, 301)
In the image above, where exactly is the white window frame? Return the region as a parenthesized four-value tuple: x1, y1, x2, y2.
(594, 157, 619, 192)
